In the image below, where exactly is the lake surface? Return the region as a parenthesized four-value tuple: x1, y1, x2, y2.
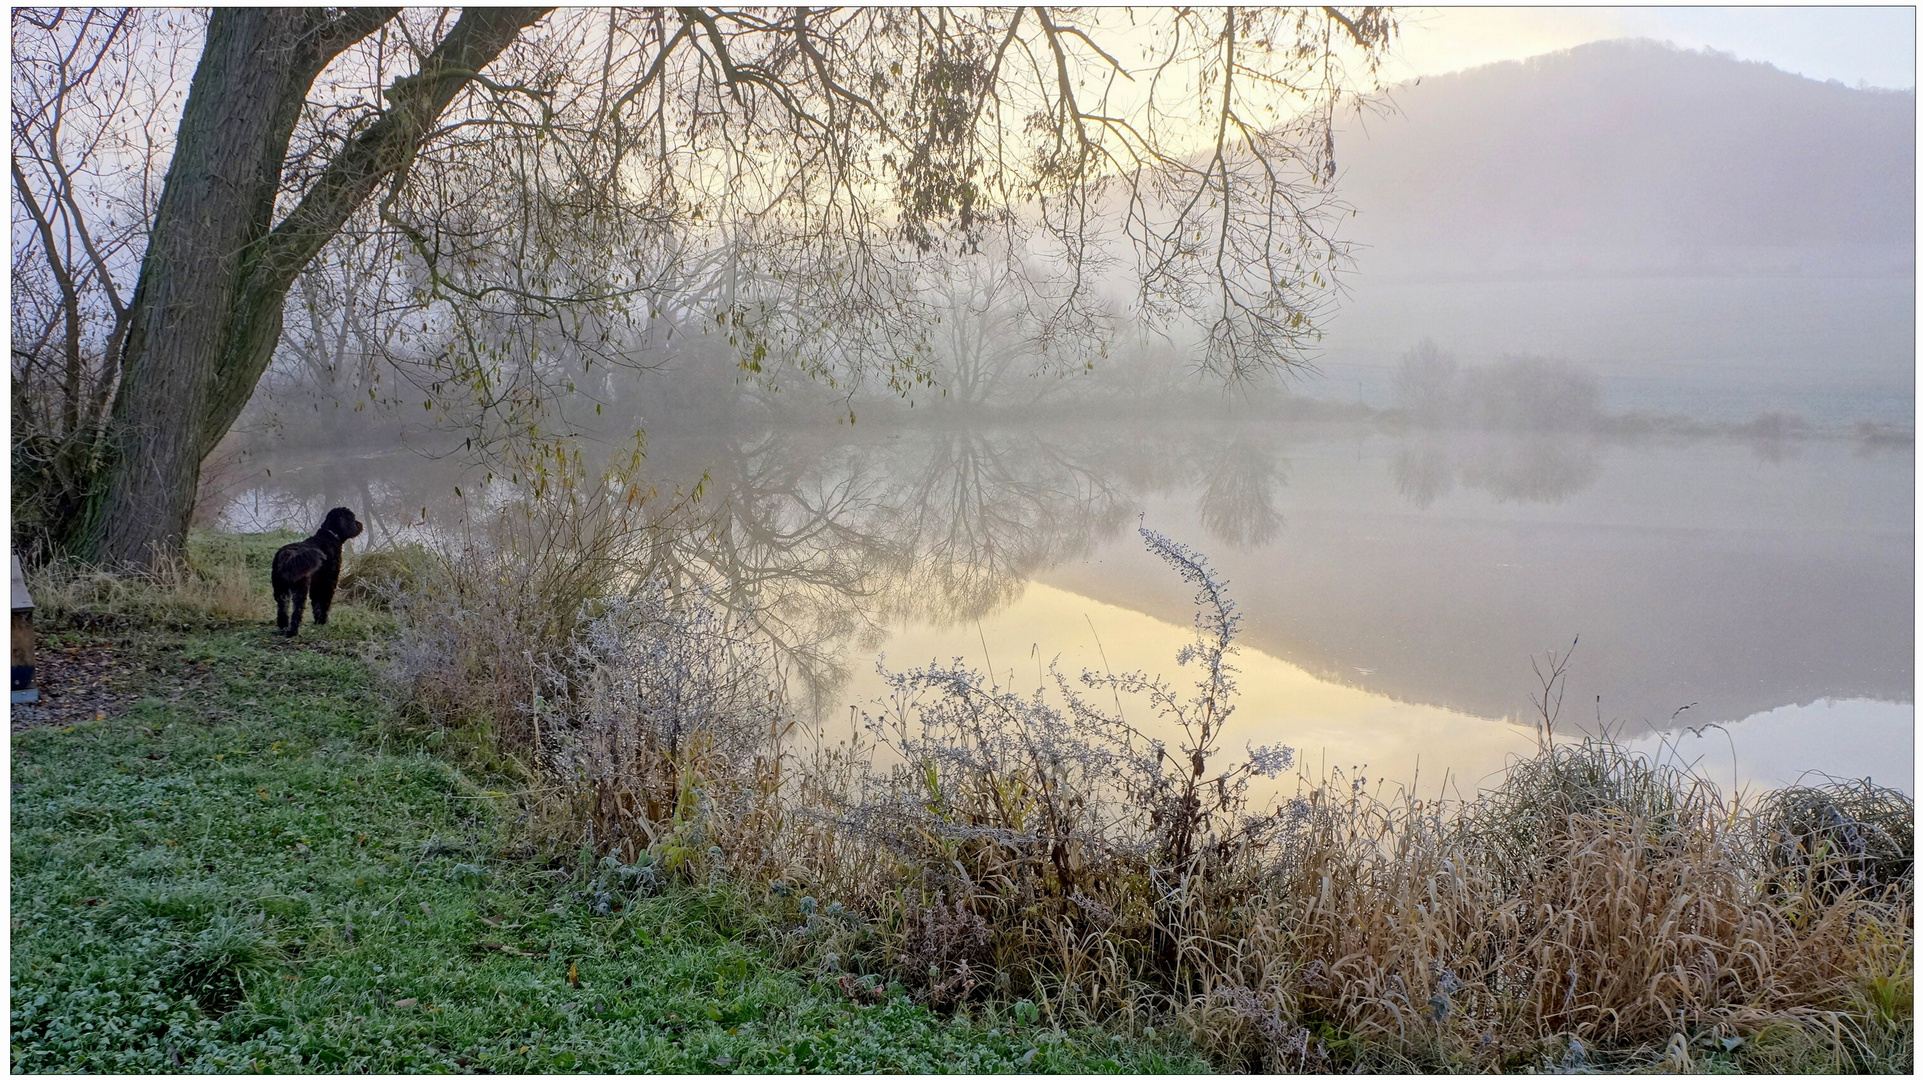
(218, 414, 1915, 796)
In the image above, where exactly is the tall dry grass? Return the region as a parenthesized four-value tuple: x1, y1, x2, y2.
(386, 505, 1913, 1072)
(25, 526, 435, 637)
(24, 530, 287, 629)
(1175, 761, 1905, 1070)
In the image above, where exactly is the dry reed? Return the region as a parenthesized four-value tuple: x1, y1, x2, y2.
(387, 516, 1913, 1073)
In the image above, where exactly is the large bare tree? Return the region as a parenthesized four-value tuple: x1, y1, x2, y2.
(11, 6, 1396, 568)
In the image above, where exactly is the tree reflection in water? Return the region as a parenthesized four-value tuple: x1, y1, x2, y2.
(1196, 432, 1288, 548)
(1389, 435, 1456, 509)
(211, 408, 1638, 712)
(1390, 430, 1603, 507)
(871, 425, 1135, 624)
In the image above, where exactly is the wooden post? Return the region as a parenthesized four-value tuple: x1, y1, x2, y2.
(12, 553, 37, 703)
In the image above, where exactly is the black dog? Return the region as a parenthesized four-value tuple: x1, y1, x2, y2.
(272, 507, 363, 637)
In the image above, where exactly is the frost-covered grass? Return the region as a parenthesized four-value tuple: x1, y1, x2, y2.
(9, 548, 1205, 1073)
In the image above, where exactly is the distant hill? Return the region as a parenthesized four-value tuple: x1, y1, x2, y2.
(1337, 38, 1914, 271)
(1313, 39, 1915, 418)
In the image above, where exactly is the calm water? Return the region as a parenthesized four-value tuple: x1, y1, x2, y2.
(219, 415, 1915, 795)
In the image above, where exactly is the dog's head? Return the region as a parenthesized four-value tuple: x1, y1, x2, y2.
(321, 506, 364, 542)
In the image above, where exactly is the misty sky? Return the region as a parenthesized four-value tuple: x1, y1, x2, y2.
(1395, 6, 1917, 89)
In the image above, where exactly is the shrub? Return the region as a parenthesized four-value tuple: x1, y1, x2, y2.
(380, 448, 673, 769)
(831, 528, 1299, 1009)
(538, 583, 793, 866)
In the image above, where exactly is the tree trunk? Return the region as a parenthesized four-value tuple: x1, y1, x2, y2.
(83, 6, 547, 567)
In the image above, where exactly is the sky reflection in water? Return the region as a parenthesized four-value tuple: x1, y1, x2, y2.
(218, 416, 1914, 794)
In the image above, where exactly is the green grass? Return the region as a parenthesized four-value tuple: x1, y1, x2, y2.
(11, 610, 1207, 1073)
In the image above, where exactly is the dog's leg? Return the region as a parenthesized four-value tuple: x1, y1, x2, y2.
(312, 564, 337, 626)
(285, 582, 308, 637)
(275, 586, 289, 632)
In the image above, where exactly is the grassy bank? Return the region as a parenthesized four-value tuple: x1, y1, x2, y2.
(10, 550, 1203, 1073)
(15, 531, 1913, 1073)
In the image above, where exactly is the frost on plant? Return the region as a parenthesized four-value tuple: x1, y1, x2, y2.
(842, 526, 1300, 917)
(541, 580, 791, 845)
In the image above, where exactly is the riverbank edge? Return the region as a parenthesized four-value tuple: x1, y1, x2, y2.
(12, 533, 1911, 1074)
(9, 578, 1205, 1073)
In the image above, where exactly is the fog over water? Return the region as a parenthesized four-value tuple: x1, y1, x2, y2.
(220, 36, 1913, 796)
(217, 410, 1914, 795)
